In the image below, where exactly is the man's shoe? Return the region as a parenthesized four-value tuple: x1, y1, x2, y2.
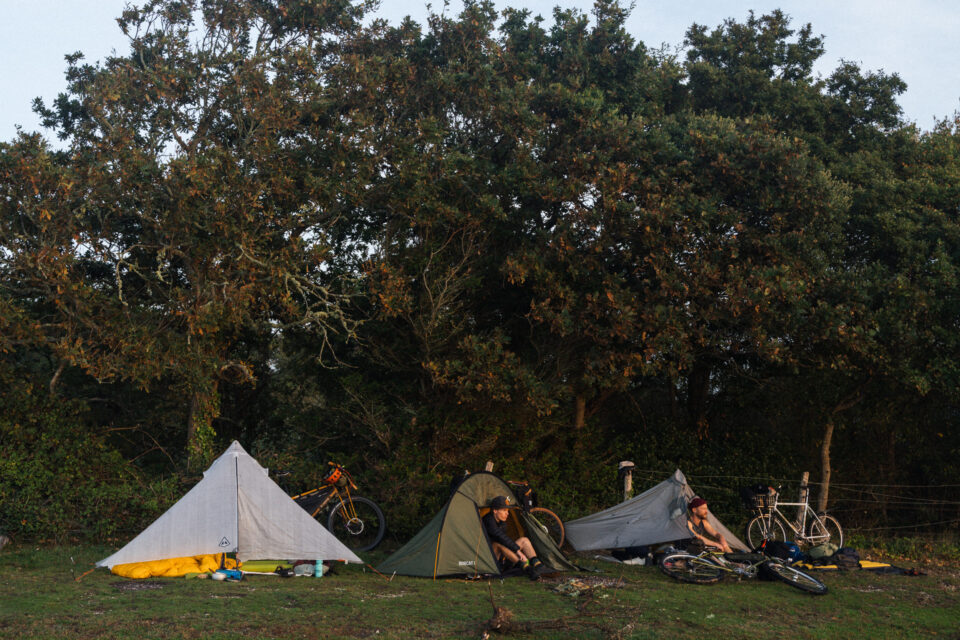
(527, 563, 549, 581)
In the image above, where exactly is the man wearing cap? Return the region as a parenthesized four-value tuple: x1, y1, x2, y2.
(687, 497, 733, 553)
(482, 495, 547, 579)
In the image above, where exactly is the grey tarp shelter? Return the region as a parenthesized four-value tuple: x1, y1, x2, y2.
(98, 441, 363, 568)
(564, 469, 748, 552)
(377, 471, 576, 578)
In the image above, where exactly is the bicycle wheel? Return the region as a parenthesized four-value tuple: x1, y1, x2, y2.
(761, 561, 828, 595)
(745, 515, 787, 550)
(659, 553, 724, 584)
(806, 514, 843, 548)
(529, 507, 565, 548)
(327, 496, 386, 552)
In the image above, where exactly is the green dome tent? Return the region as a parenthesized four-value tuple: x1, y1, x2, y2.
(378, 472, 575, 578)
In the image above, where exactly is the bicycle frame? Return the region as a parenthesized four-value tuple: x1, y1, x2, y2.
(702, 551, 767, 578)
(662, 549, 828, 594)
(291, 482, 357, 520)
(506, 479, 565, 548)
(282, 462, 387, 552)
(753, 486, 832, 545)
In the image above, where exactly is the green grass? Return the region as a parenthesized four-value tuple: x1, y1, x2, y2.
(845, 533, 960, 565)
(0, 545, 958, 639)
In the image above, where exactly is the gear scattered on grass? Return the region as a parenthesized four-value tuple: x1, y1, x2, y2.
(549, 576, 625, 597)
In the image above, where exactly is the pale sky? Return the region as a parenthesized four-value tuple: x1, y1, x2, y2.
(2, 0, 958, 143)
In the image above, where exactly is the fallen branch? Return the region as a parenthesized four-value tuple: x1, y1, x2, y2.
(479, 580, 613, 637)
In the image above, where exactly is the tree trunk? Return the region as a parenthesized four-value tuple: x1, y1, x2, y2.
(817, 419, 835, 513)
(882, 427, 896, 521)
(687, 358, 711, 437)
(817, 383, 869, 513)
(49, 361, 66, 398)
(573, 395, 586, 429)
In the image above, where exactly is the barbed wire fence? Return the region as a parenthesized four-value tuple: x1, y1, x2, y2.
(624, 467, 960, 536)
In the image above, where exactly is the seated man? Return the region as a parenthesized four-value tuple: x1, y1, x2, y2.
(482, 495, 547, 579)
(686, 497, 733, 553)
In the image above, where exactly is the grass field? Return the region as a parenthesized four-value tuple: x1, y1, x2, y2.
(1, 544, 958, 639)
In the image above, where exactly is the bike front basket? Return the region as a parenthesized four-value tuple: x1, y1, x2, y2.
(752, 490, 777, 512)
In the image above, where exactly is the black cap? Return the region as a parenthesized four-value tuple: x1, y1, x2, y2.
(490, 495, 511, 509)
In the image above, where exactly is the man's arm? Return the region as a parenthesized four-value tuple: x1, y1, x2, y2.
(687, 518, 726, 549)
(482, 512, 520, 553)
(700, 520, 732, 552)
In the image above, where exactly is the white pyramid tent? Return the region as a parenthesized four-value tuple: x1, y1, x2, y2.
(98, 441, 363, 568)
(564, 469, 748, 552)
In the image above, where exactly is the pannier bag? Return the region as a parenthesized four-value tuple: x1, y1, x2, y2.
(832, 547, 861, 569)
(513, 484, 538, 511)
(758, 539, 802, 562)
(808, 542, 839, 560)
(323, 463, 350, 488)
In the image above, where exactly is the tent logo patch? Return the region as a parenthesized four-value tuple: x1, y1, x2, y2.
(219, 537, 231, 548)
(457, 560, 475, 566)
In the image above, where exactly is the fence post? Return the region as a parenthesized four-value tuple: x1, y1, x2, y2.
(800, 471, 810, 506)
(618, 461, 635, 502)
(484, 461, 494, 472)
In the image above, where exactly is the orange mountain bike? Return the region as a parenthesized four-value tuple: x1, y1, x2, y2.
(507, 480, 565, 548)
(287, 463, 386, 552)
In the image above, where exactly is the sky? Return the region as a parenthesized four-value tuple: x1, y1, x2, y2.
(2, 0, 958, 143)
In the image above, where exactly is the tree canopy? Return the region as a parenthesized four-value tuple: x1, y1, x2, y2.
(2, 0, 957, 540)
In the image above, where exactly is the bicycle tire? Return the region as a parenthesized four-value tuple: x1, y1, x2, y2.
(659, 553, 724, 584)
(761, 561, 828, 595)
(745, 515, 787, 549)
(806, 514, 843, 548)
(327, 496, 386, 552)
(529, 507, 565, 548)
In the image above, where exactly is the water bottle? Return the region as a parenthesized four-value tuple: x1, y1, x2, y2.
(314, 559, 323, 578)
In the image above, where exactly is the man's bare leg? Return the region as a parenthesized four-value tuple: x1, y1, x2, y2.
(492, 542, 520, 565)
(515, 537, 538, 561)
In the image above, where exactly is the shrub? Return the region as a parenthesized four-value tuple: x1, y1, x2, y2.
(0, 392, 179, 543)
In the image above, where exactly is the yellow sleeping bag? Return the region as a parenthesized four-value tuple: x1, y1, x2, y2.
(794, 560, 890, 571)
(112, 555, 238, 579)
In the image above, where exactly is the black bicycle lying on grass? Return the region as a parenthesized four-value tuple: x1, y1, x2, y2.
(659, 549, 828, 595)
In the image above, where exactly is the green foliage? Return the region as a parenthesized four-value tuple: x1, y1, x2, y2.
(1, 1, 958, 543)
(846, 534, 960, 564)
(0, 392, 180, 542)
